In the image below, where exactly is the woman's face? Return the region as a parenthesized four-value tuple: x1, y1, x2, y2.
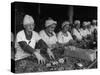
(76, 24, 80, 29)
(24, 23, 35, 32)
(63, 24, 69, 32)
(87, 25, 91, 29)
(46, 24, 56, 33)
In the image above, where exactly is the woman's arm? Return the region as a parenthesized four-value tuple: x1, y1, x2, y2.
(18, 41, 35, 54)
(35, 39, 48, 50)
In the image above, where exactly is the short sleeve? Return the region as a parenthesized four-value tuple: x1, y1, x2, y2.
(57, 32, 63, 43)
(34, 31, 41, 42)
(68, 32, 73, 40)
(39, 30, 44, 39)
(16, 32, 23, 43)
(72, 29, 76, 36)
(53, 32, 58, 42)
(39, 30, 47, 42)
(15, 31, 24, 49)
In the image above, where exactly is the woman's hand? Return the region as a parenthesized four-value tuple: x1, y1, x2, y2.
(35, 49, 40, 53)
(34, 51, 45, 64)
(69, 40, 76, 44)
(49, 44, 57, 49)
(47, 48, 55, 59)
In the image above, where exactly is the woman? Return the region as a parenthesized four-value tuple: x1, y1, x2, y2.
(91, 19, 97, 33)
(80, 21, 89, 38)
(72, 20, 83, 41)
(39, 18, 58, 59)
(15, 15, 45, 64)
(57, 21, 74, 46)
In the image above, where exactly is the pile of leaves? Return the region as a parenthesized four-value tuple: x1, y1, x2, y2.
(15, 48, 96, 73)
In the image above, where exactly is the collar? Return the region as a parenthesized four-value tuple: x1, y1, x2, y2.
(24, 30, 33, 40)
(44, 29, 54, 37)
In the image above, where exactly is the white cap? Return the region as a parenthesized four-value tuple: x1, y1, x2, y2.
(83, 21, 88, 26)
(74, 20, 80, 25)
(92, 19, 97, 23)
(87, 21, 91, 25)
(45, 19, 57, 27)
(23, 15, 34, 25)
(62, 21, 70, 28)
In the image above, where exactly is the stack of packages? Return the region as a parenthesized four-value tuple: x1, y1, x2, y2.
(64, 46, 96, 62)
